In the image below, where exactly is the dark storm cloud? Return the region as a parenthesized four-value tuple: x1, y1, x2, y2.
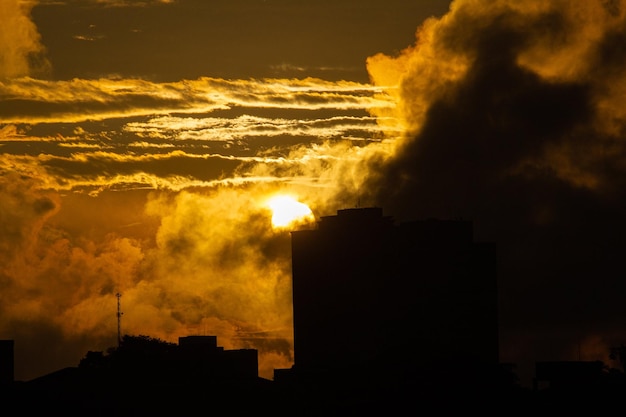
(364, 0, 626, 383)
(371, 11, 594, 219)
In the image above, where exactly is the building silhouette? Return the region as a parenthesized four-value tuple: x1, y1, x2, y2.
(175, 335, 258, 380)
(286, 207, 498, 389)
(4, 207, 626, 414)
(57, 334, 259, 383)
(534, 361, 606, 392)
(7, 335, 270, 416)
(0, 340, 14, 385)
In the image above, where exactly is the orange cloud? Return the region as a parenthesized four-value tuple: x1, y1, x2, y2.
(0, 0, 49, 78)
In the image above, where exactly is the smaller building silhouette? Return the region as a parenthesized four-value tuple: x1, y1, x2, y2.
(0, 340, 14, 385)
(70, 334, 259, 382)
(8, 334, 267, 416)
(175, 335, 258, 380)
(534, 361, 606, 391)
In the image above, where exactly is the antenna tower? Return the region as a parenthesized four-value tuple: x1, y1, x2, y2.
(116, 293, 123, 347)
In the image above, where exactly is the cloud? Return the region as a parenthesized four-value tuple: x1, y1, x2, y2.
(0, 76, 393, 202)
(0, 172, 58, 261)
(366, 0, 626, 196)
(0, 0, 49, 78)
(0, 77, 392, 124)
(123, 114, 385, 142)
(0, 176, 299, 379)
(363, 0, 626, 384)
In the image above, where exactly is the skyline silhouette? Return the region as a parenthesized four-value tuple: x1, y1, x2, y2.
(2, 206, 626, 415)
(3, 0, 626, 398)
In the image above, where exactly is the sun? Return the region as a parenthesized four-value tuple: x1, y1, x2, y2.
(266, 195, 314, 229)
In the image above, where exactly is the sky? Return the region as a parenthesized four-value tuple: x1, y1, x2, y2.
(2, 0, 626, 387)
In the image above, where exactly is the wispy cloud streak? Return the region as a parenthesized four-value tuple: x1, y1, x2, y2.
(0, 77, 393, 124)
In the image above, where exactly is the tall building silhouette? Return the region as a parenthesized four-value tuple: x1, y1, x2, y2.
(289, 207, 498, 383)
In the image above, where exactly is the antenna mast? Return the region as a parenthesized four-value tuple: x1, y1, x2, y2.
(116, 293, 123, 347)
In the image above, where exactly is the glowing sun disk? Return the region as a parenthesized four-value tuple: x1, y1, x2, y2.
(267, 195, 313, 228)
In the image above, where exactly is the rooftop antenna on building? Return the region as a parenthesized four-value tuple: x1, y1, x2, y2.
(116, 292, 123, 347)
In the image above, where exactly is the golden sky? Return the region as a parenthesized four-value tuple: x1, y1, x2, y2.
(4, 0, 626, 387)
(1, 0, 449, 381)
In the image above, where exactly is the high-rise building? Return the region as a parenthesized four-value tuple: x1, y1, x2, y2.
(289, 207, 498, 382)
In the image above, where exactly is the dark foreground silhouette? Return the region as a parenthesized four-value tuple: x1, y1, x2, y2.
(2, 339, 625, 416)
(2, 208, 626, 415)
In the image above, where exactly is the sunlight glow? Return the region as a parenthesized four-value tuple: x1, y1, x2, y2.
(267, 195, 314, 229)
